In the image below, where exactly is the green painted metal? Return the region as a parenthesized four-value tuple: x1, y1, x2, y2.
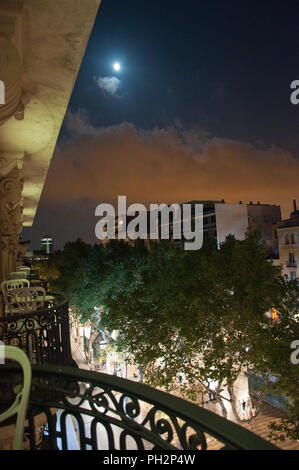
(0, 363, 279, 450)
(0, 346, 32, 450)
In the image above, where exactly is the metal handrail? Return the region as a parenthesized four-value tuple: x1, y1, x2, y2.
(0, 364, 279, 450)
(0, 294, 74, 366)
(0, 292, 66, 323)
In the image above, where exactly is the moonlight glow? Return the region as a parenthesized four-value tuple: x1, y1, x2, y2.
(113, 62, 121, 72)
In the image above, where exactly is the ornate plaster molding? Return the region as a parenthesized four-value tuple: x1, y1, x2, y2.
(0, 156, 23, 178)
(0, 2, 23, 124)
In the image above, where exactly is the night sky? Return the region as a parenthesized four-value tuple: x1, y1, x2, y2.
(23, 0, 299, 250)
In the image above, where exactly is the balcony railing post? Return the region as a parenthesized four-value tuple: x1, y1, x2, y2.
(0, 294, 74, 366)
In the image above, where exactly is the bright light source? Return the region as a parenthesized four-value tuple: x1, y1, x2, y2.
(113, 62, 121, 72)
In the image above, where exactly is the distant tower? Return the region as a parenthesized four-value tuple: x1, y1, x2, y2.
(41, 234, 53, 254)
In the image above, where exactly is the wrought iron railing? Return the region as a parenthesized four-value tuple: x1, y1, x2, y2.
(0, 294, 74, 366)
(0, 364, 279, 450)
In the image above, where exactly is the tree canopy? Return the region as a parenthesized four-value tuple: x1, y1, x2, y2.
(37, 234, 299, 439)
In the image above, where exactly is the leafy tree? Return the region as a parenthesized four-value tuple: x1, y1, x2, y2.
(251, 278, 299, 440)
(35, 238, 91, 296)
(98, 233, 299, 436)
(41, 234, 299, 439)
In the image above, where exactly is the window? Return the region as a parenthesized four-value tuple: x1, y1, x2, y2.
(285, 234, 290, 244)
(271, 308, 278, 321)
(290, 272, 296, 281)
(290, 233, 296, 244)
(288, 253, 295, 264)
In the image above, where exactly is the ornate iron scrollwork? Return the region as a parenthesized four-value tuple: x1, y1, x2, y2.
(0, 294, 73, 366)
(0, 365, 275, 451)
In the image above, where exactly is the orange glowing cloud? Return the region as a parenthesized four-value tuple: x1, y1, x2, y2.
(43, 111, 299, 218)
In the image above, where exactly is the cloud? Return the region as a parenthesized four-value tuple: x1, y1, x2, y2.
(94, 76, 121, 96)
(64, 108, 97, 136)
(44, 110, 299, 221)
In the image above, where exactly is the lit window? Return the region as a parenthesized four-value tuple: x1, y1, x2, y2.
(271, 308, 278, 321)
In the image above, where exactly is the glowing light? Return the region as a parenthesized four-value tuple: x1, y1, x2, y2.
(271, 308, 278, 321)
(113, 62, 121, 72)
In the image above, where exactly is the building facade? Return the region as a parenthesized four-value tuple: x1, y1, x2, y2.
(273, 200, 299, 281)
(215, 201, 281, 255)
(40, 234, 53, 255)
(0, 0, 101, 283)
(111, 200, 281, 254)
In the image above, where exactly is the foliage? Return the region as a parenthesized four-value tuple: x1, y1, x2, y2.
(35, 238, 91, 297)
(44, 234, 299, 439)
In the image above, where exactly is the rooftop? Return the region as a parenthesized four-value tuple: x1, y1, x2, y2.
(277, 200, 299, 229)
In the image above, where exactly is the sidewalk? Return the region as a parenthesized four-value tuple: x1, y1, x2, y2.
(206, 402, 299, 450)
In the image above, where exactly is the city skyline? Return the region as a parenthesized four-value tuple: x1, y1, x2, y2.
(23, 0, 299, 249)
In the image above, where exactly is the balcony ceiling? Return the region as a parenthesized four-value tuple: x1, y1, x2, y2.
(0, 0, 101, 226)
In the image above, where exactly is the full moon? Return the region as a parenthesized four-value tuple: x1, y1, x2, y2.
(113, 62, 121, 72)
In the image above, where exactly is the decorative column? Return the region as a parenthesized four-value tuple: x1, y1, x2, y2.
(0, 158, 23, 283)
(0, 2, 24, 283)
